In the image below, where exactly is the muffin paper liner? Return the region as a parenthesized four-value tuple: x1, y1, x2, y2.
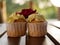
(28, 22, 47, 37)
(6, 22, 26, 37)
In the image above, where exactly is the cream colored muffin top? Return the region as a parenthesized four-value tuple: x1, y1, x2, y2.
(27, 13, 46, 23)
(7, 13, 26, 23)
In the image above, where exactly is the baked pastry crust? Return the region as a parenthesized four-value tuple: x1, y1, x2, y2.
(27, 13, 46, 23)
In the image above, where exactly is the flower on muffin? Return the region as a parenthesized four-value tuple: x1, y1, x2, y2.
(16, 8, 36, 18)
(8, 8, 46, 23)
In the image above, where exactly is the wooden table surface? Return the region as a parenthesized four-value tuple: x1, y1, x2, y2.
(0, 23, 60, 45)
(48, 21, 60, 29)
(47, 25, 60, 44)
(0, 33, 55, 45)
(0, 24, 6, 35)
(47, 21, 60, 44)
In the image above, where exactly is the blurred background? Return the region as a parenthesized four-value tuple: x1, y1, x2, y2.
(0, 0, 59, 23)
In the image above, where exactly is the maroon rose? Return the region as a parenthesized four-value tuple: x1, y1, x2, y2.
(16, 8, 36, 18)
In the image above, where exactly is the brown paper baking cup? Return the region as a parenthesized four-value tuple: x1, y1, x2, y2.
(28, 22, 47, 37)
(6, 22, 26, 37)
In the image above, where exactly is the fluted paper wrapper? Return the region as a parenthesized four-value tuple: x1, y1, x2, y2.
(6, 22, 26, 37)
(28, 22, 47, 37)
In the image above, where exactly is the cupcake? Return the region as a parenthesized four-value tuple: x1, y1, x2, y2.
(27, 13, 47, 37)
(6, 13, 27, 37)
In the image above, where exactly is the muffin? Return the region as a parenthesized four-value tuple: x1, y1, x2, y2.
(6, 13, 27, 37)
(27, 13, 47, 37)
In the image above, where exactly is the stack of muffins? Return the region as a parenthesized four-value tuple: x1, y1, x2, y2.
(6, 9, 47, 37)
